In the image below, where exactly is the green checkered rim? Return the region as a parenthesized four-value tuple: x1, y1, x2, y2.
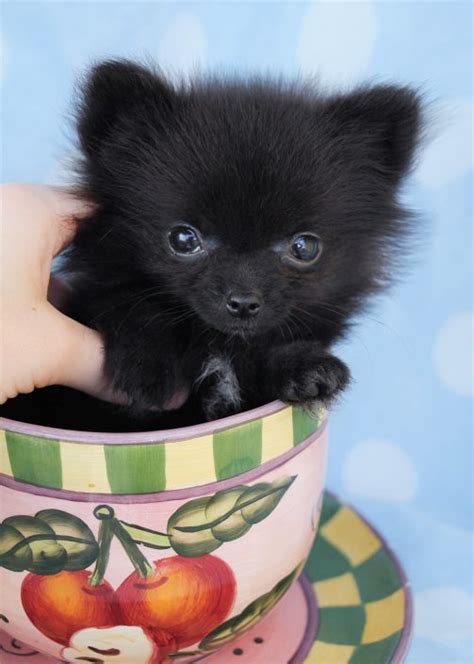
(303, 492, 411, 663)
(0, 405, 325, 494)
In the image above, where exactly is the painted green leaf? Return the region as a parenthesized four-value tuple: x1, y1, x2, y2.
(168, 497, 221, 557)
(35, 509, 98, 571)
(167, 476, 296, 557)
(200, 562, 303, 650)
(236, 476, 295, 525)
(167, 651, 203, 660)
(0, 510, 99, 575)
(206, 487, 251, 541)
(3, 516, 68, 575)
(0, 523, 33, 572)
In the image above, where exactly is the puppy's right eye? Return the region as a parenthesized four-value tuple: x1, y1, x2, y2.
(290, 233, 321, 262)
(168, 225, 204, 256)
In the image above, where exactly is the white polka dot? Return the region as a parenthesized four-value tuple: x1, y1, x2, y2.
(158, 12, 207, 79)
(297, 2, 376, 87)
(415, 587, 474, 642)
(342, 440, 418, 502)
(416, 99, 473, 188)
(433, 312, 473, 397)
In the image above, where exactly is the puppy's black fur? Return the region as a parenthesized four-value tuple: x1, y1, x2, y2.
(2, 61, 424, 430)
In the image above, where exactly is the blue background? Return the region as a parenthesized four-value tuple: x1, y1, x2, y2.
(1, 1, 472, 661)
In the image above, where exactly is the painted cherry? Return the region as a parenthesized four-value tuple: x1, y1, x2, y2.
(116, 554, 236, 648)
(21, 570, 117, 646)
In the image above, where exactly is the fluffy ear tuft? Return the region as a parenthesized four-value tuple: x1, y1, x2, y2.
(77, 59, 176, 157)
(328, 84, 424, 182)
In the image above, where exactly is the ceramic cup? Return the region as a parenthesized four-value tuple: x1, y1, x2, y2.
(0, 401, 328, 663)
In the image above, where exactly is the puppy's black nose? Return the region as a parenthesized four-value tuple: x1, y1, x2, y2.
(226, 292, 262, 318)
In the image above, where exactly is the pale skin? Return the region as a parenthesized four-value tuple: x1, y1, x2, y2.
(0, 183, 120, 406)
(0, 183, 190, 412)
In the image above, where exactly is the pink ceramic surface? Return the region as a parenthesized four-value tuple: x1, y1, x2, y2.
(0, 402, 327, 663)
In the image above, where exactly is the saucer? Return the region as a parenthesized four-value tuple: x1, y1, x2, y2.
(0, 492, 412, 663)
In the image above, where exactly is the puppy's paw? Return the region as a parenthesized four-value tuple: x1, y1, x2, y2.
(198, 354, 243, 421)
(274, 353, 350, 407)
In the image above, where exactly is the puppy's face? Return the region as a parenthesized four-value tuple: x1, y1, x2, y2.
(149, 151, 330, 338)
(77, 62, 421, 339)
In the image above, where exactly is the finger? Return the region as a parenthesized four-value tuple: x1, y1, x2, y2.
(43, 305, 129, 405)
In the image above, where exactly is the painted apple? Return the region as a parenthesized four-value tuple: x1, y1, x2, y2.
(21, 570, 117, 646)
(116, 554, 236, 648)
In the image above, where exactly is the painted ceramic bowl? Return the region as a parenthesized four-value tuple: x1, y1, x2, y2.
(0, 401, 328, 663)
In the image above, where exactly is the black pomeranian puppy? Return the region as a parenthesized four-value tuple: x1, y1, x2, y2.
(2, 60, 423, 430)
(61, 59, 423, 426)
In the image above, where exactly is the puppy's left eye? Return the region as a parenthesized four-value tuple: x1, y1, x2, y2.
(168, 225, 204, 256)
(289, 233, 322, 263)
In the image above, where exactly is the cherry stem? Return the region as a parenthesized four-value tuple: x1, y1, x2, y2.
(89, 520, 113, 586)
(91, 504, 154, 581)
(111, 518, 155, 579)
(89, 506, 115, 586)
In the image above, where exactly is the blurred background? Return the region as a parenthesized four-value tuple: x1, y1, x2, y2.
(1, 1, 472, 661)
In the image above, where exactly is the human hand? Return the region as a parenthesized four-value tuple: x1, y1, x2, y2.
(0, 183, 124, 405)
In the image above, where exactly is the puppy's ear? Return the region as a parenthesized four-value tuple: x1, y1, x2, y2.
(327, 84, 423, 183)
(77, 59, 176, 157)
